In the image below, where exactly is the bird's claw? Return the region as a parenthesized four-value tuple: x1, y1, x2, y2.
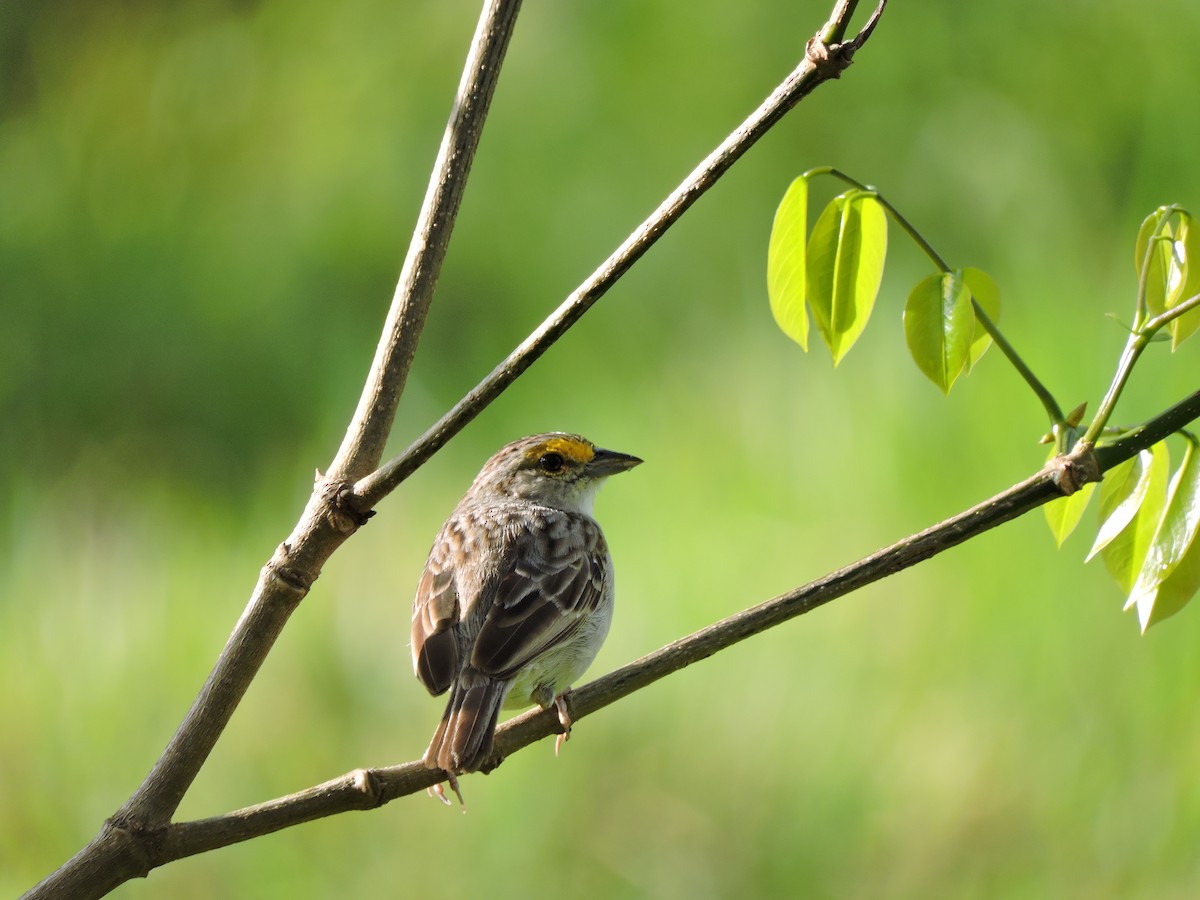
(427, 772, 466, 810)
(554, 694, 573, 757)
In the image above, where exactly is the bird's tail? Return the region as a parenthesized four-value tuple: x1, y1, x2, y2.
(423, 675, 509, 775)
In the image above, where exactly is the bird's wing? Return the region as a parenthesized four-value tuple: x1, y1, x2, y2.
(411, 530, 462, 696)
(470, 521, 607, 680)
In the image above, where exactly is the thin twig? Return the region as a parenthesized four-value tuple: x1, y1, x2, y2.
(328, 0, 525, 482)
(1082, 294, 1200, 446)
(1095, 389, 1200, 470)
(806, 166, 952, 270)
(353, 0, 890, 509)
(1144, 290, 1200, 332)
(806, 165, 1066, 428)
(970, 298, 1066, 429)
(822, 0, 863, 43)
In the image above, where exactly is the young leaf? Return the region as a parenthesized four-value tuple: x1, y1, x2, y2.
(962, 267, 1000, 369)
(1096, 442, 1169, 594)
(1135, 207, 1172, 321)
(1147, 231, 1175, 320)
(767, 176, 810, 350)
(903, 270, 973, 393)
(1169, 211, 1200, 349)
(1138, 439, 1200, 580)
(1044, 481, 1096, 548)
(806, 190, 888, 365)
(1134, 207, 1169, 280)
(1086, 454, 1146, 560)
(1127, 438, 1200, 630)
(1141, 522, 1200, 630)
(1132, 208, 1171, 273)
(1132, 205, 1200, 346)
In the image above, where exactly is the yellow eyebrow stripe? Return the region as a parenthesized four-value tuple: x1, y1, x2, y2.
(530, 436, 595, 465)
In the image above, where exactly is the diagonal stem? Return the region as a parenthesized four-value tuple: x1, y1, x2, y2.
(138, 387, 1200, 863)
(809, 166, 1066, 429)
(121, 0, 523, 830)
(970, 298, 1066, 429)
(328, 0, 524, 482)
(353, 0, 890, 508)
(22, 2, 888, 896)
(1083, 293, 1200, 446)
(21, 3, 525, 899)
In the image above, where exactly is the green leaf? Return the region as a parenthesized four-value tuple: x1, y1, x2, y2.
(1143, 523, 1200, 629)
(806, 191, 888, 366)
(1170, 297, 1200, 349)
(767, 176, 810, 350)
(1134, 207, 1169, 279)
(1136, 207, 1195, 325)
(1044, 481, 1096, 548)
(903, 270, 973, 393)
(961, 267, 1000, 369)
(1169, 211, 1200, 349)
(1127, 438, 1200, 630)
(1134, 206, 1200, 348)
(1136, 210, 1174, 320)
(1093, 443, 1170, 594)
(1146, 233, 1175, 320)
(1138, 439, 1200, 580)
(1087, 455, 1145, 559)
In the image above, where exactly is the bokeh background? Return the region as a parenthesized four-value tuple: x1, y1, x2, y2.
(4, 0, 1200, 896)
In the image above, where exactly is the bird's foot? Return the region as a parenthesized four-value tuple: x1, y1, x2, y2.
(427, 771, 466, 810)
(554, 694, 573, 757)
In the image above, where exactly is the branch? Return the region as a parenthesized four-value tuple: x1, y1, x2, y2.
(22, 3, 523, 898)
(102, 389, 1200, 864)
(352, 0, 890, 509)
(328, 0, 524, 483)
(25, 1, 888, 896)
(1083, 295, 1200, 446)
(971, 297, 1067, 429)
(1095, 389, 1200, 470)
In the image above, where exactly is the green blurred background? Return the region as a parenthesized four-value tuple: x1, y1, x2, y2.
(4, 0, 1200, 896)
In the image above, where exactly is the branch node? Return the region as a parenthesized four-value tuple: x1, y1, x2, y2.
(102, 813, 161, 880)
(265, 544, 313, 596)
(806, 35, 856, 79)
(350, 768, 385, 808)
(1047, 440, 1100, 495)
(319, 478, 376, 533)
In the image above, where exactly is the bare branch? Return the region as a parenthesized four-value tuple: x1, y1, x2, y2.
(353, 0, 890, 509)
(118, 0, 521, 829)
(22, 3, 523, 898)
(24, 1, 893, 896)
(108, 389, 1200, 863)
(328, 0, 524, 483)
(1095, 389, 1200, 468)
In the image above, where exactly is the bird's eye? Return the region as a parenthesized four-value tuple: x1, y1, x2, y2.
(539, 452, 566, 474)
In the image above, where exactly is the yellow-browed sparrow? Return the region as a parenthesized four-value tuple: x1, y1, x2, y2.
(412, 433, 641, 802)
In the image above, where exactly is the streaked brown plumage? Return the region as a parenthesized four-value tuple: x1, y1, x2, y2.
(411, 433, 641, 800)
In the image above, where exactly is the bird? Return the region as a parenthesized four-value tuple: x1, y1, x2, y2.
(411, 433, 642, 804)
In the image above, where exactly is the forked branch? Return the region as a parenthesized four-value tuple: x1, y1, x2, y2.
(24, 1, 524, 897)
(352, 0, 889, 508)
(328, 0, 525, 482)
(23, 1, 888, 898)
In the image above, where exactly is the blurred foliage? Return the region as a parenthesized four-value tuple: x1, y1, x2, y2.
(4, 0, 1200, 897)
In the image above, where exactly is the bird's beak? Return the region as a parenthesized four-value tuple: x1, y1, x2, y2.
(588, 447, 643, 477)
